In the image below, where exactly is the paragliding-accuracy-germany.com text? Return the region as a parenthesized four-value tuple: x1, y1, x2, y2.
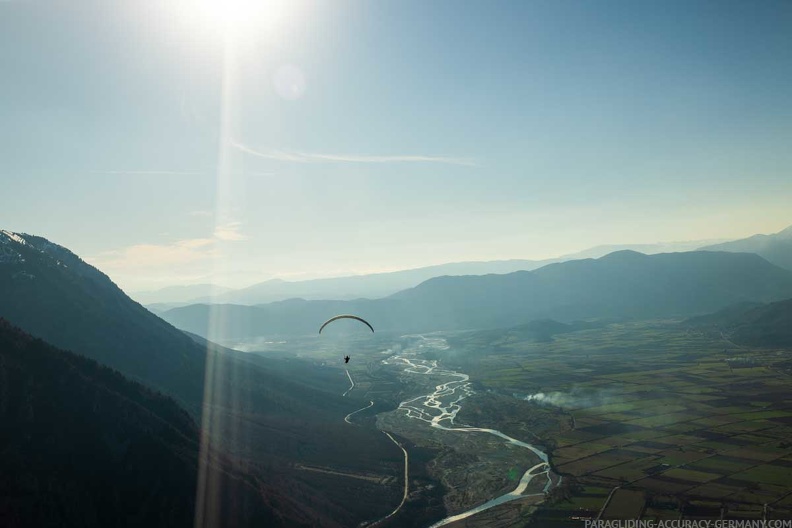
(584, 521, 792, 528)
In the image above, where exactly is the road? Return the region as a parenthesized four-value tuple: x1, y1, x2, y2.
(344, 400, 374, 425)
(365, 431, 410, 527)
(343, 368, 355, 396)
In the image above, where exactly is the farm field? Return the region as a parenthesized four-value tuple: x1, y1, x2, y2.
(242, 321, 792, 525)
(439, 321, 792, 523)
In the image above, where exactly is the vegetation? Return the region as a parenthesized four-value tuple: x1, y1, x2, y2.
(0, 235, 410, 526)
(434, 321, 792, 522)
(0, 319, 304, 528)
(685, 297, 792, 348)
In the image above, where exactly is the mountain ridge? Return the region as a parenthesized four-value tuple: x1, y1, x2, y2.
(699, 224, 792, 271)
(159, 250, 792, 341)
(683, 298, 792, 348)
(136, 239, 726, 307)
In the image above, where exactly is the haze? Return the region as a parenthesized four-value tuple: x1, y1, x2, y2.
(4, 2, 792, 526)
(2, 0, 791, 293)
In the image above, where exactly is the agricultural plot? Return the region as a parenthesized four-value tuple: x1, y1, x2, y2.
(601, 489, 646, 519)
(442, 321, 792, 522)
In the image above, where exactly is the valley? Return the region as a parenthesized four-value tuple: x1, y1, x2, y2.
(4, 0, 792, 524)
(4, 231, 792, 526)
(239, 320, 792, 526)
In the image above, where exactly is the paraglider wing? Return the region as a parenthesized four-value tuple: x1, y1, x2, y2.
(319, 314, 374, 334)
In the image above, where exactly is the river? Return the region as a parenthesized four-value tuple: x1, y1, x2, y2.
(382, 335, 557, 527)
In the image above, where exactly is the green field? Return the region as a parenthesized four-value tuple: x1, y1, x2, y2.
(274, 320, 792, 523)
(436, 321, 792, 522)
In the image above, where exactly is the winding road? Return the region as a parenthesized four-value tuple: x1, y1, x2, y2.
(344, 400, 374, 424)
(343, 368, 355, 396)
(366, 432, 410, 527)
(343, 370, 410, 528)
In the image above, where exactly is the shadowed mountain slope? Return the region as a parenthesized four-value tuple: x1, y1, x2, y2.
(684, 298, 792, 348)
(0, 319, 311, 528)
(0, 230, 405, 526)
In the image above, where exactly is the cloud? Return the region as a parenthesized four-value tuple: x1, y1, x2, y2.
(87, 224, 245, 276)
(232, 141, 477, 167)
(213, 221, 248, 241)
(90, 170, 203, 176)
(88, 238, 217, 271)
(177, 238, 215, 249)
(188, 210, 214, 218)
(84, 218, 250, 292)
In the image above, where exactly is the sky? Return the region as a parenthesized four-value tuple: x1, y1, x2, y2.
(1, 0, 791, 292)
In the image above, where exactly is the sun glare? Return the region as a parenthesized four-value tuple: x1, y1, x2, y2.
(196, 0, 290, 39)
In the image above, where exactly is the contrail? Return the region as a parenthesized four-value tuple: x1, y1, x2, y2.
(232, 141, 477, 167)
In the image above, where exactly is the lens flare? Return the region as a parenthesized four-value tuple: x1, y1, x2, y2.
(273, 64, 307, 101)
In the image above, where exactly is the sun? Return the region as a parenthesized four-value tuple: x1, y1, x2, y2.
(196, 0, 290, 39)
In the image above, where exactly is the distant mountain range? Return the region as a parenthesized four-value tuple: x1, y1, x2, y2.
(684, 297, 792, 348)
(0, 318, 307, 528)
(159, 250, 792, 341)
(560, 239, 728, 260)
(130, 283, 234, 305)
(699, 224, 792, 271)
(141, 259, 558, 309)
(0, 230, 407, 526)
(136, 239, 727, 308)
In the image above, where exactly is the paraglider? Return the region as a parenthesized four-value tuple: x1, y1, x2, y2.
(318, 314, 374, 334)
(319, 315, 373, 365)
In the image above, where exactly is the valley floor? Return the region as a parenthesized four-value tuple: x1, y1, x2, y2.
(248, 321, 792, 526)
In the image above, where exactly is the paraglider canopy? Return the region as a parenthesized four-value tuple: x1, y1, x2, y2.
(319, 314, 374, 334)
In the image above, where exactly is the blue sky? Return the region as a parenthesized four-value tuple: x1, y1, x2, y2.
(2, 0, 791, 291)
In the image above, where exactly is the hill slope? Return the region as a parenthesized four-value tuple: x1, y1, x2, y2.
(0, 230, 404, 526)
(0, 319, 309, 528)
(684, 298, 792, 348)
(0, 230, 207, 405)
(160, 251, 792, 340)
(698, 224, 792, 271)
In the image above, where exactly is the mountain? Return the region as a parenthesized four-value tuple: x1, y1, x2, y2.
(560, 239, 729, 260)
(681, 301, 765, 328)
(684, 298, 792, 348)
(0, 318, 308, 528)
(141, 239, 726, 308)
(0, 229, 208, 406)
(698, 224, 792, 271)
(0, 230, 406, 525)
(389, 250, 792, 328)
(160, 250, 792, 341)
(730, 299, 792, 347)
(187, 259, 556, 306)
(129, 283, 233, 305)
